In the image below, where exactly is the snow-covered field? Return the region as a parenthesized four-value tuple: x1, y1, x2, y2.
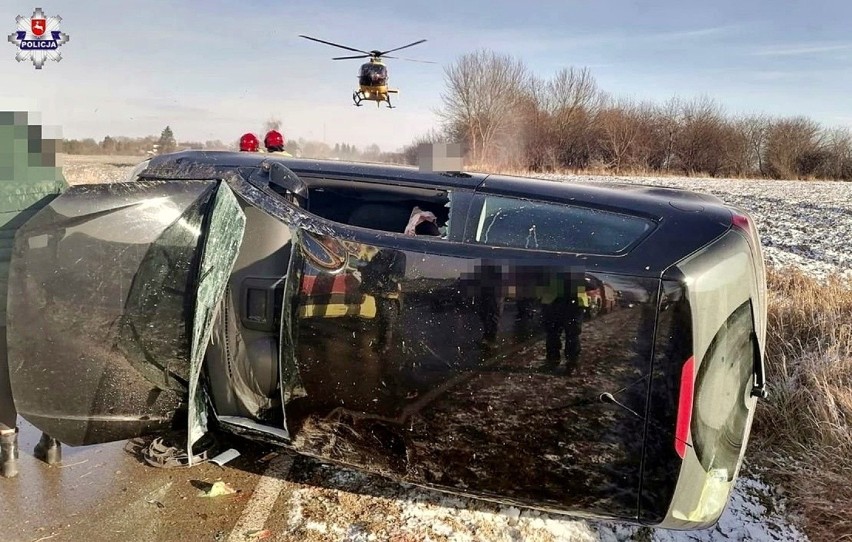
(538, 173, 852, 279)
(62, 160, 838, 541)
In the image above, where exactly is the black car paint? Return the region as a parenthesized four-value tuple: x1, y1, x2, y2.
(5, 152, 762, 529)
(140, 151, 736, 278)
(6, 181, 219, 444)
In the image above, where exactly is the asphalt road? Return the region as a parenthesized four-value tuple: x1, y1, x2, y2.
(0, 419, 291, 542)
(0, 416, 810, 542)
(0, 418, 604, 542)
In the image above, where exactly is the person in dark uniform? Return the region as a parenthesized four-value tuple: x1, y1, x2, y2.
(540, 271, 585, 372)
(360, 248, 407, 354)
(473, 261, 505, 350)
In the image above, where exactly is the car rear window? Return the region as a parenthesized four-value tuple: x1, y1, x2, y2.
(466, 194, 655, 255)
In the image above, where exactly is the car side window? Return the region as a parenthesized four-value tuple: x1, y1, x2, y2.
(465, 194, 655, 255)
(301, 177, 470, 243)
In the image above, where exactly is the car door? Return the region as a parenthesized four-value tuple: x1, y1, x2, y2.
(277, 188, 664, 521)
(5, 179, 246, 447)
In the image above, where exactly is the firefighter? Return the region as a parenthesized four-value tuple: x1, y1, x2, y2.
(263, 130, 292, 156)
(239, 133, 260, 152)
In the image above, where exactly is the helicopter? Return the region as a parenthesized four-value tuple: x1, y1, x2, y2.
(299, 35, 434, 109)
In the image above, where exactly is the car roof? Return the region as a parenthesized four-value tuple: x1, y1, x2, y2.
(140, 150, 738, 275)
(144, 150, 487, 190)
(144, 150, 729, 217)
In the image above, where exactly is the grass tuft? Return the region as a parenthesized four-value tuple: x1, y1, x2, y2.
(754, 265, 852, 540)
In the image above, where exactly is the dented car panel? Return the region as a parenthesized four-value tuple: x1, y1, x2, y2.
(2, 151, 768, 530)
(6, 180, 220, 445)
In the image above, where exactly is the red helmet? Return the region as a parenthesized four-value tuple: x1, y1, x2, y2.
(239, 133, 259, 152)
(264, 130, 285, 149)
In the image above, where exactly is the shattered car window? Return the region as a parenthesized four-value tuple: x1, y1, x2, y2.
(125, 159, 151, 182)
(468, 195, 654, 255)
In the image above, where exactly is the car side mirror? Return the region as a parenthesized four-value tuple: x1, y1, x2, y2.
(254, 160, 308, 207)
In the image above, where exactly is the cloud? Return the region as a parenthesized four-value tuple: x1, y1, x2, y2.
(640, 24, 743, 43)
(751, 43, 852, 56)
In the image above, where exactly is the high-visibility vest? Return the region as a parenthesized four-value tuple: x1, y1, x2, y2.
(537, 275, 587, 306)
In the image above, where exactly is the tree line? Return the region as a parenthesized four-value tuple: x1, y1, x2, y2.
(62, 126, 226, 156)
(425, 49, 852, 180)
(61, 120, 406, 164)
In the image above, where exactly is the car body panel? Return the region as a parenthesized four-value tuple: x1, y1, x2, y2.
(2, 152, 767, 530)
(285, 233, 661, 519)
(644, 229, 764, 528)
(6, 180, 219, 445)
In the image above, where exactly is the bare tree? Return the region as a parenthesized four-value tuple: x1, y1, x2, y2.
(439, 49, 530, 165)
(765, 116, 824, 179)
(718, 121, 751, 177)
(736, 115, 769, 176)
(671, 96, 729, 175)
(655, 97, 683, 172)
(596, 98, 642, 173)
(542, 67, 602, 169)
(820, 127, 852, 180)
(432, 48, 851, 180)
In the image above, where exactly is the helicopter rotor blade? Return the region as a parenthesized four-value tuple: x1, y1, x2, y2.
(378, 39, 427, 56)
(332, 54, 371, 60)
(299, 35, 371, 55)
(383, 56, 438, 64)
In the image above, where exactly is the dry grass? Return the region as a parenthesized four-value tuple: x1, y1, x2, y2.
(754, 265, 852, 540)
(464, 162, 846, 182)
(58, 153, 145, 166)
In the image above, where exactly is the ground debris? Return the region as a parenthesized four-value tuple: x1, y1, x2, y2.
(198, 480, 238, 498)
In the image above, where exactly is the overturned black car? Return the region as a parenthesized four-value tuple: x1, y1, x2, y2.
(3, 151, 767, 529)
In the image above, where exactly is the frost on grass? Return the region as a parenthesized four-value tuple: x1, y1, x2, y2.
(279, 454, 808, 542)
(594, 472, 808, 542)
(283, 460, 601, 542)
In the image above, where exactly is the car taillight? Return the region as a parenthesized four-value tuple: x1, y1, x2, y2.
(731, 211, 760, 257)
(731, 213, 750, 231)
(675, 355, 695, 458)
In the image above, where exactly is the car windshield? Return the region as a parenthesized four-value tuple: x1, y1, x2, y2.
(469, 195, 654, 255)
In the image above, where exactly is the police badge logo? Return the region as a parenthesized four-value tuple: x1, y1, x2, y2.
(7, 7, 69, 69)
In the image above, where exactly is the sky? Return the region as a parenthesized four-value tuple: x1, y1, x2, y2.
(2, 0, 852, 152)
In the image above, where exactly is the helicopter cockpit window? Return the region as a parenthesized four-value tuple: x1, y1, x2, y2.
(359, 64, 388, 85)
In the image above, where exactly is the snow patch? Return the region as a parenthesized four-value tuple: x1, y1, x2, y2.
(537, 173, 852, 279)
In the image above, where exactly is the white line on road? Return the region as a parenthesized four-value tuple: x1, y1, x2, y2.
(227, 453, 294, 542)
